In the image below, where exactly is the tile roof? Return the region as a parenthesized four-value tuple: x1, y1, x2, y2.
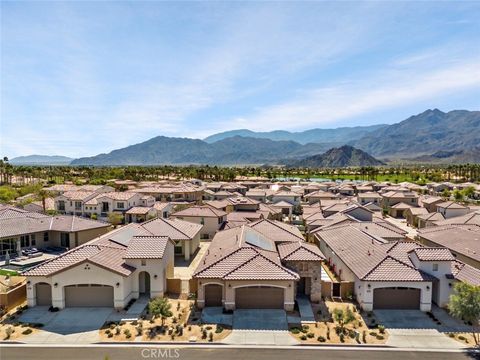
(277, 241, 325, 261)
(451, 261, 480, 286)
(23, 244, 135, 277)
(124, 236, 170, 259)
(418, 225, 480, 263)
(410, 247, 455, 261)
(249, 219, 304, 243)
(315, 226, 432, 282)
(172, 205, 226, 218)
(125, 206, 152, 215)
(97, 192, 139, 201)
(436, 201, 468, 210)
(141, 217, 202, 241)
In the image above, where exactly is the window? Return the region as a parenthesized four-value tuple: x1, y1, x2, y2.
(141, 259, 146, 266)
(58, 201, 65, 211)
(44, 232, 49, 242)
(60, 233, 70, 248)
(75, 201, 82, 210)
(117, 202, 125, 209)
(31, 234, 36, 246)
(20, 235, 30, 248)
(200, 217, 205, 225)
(432, 263, 438, 271)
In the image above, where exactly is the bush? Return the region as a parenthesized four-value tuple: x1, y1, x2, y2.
(300, 335, 307, 341)
(317, 336, 326, 342)
(458, 335, 466, 341)
(307, 332, 315, 338)
(105, 329, 111, 335)
(448, 333, 455, 338)
(339, 333, 345, 343)
(22, 328, 33, 335)
(362, 330, 367, 343)
(290, 327, 300, 334)
(205, 326, 212, 330)
(378, 325, 385, 334)
(108, 333, 113, 338)
(369, 331, 377, 336)
(215, 325, 223, 334)
(115, 326, 120, 335)
(326, 327, 330, 340)
(202, 329, 207, 339)
(136, 326, 143, 336)
(208, 332, 213, 342)
(376, 335, 384, 340)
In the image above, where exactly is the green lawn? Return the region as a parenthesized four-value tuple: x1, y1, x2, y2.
(0, 269, 20, 276)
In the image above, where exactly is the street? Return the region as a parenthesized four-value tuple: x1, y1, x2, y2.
(0, 344, 478, 360)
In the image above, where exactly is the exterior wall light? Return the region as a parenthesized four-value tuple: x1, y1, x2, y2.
(367, 284, 371, 289)
(54, 283, 58, 288)
(116, 282, 120, 287)
(426, 286, 430, 290)
(153, 274, 158, 279)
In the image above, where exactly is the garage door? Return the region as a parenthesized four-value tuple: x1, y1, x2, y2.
(204, 284, 223, 306)
(373, 287, 420, 309)
(36, 283, 52, 306)
(235, 286, 284, 309)
(64, 284, 114, 307)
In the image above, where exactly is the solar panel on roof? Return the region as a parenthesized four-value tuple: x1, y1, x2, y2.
(109, 226, 145, 246)
(244, 228, 275, 251)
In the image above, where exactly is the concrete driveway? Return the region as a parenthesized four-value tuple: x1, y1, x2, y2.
(233, 309, 288, 330)
(223, 309, 297, 345)
(18, 307, 113, 344)
(374, 309, 466, 349)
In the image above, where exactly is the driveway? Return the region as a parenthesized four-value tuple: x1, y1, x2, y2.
(374, 309, 466, 349)
(223, 309, 298, 345)
(18, 307, 113, 344)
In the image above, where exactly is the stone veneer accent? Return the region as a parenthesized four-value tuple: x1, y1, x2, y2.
(285, 260, 323, 302)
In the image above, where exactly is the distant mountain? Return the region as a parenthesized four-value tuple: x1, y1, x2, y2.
(10, 155, 73, 165)
(285, 146, 385, 168)
(71, 136, 332, 166)
(352, 109, 480, 157)
(407, 147, 480, 164)
(69, 109, 479, 166)
(204, 124, 387, 144)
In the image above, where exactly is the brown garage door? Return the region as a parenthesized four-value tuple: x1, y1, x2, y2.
(373, 287, 420, 309)
(204, 284, 223, 307)
(64, 284, 114, 307)
(235, 286, 284, 309)
(36, 283, 52, 306)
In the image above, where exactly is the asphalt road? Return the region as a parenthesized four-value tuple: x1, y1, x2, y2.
(0, 345, 479, 360)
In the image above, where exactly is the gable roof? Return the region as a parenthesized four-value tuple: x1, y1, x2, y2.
(141, 217, 202, 240)
(172, 205, 226, 218)
(124, 236, 170, 259)
(277, 241, 325, 261)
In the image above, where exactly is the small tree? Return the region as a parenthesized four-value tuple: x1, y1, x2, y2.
(449, 282, 480, 345)
(108, 212, 124, 227)
(148, 297, 173, 326)
(333, 307, 356, 334)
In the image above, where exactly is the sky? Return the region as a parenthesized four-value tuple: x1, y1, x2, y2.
(1, 1, 479, 158)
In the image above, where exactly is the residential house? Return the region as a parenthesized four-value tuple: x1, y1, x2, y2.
(23, 225, 175, 309)
(193, 220, 324, 310)
(435, 201, 470, 219)
(171, 206, 227, 240)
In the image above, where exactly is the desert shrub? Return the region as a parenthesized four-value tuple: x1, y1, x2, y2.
(202, 329, 207, 339)
(448, 333, 455, 338)
(105, 329, 111, 335)
(458, 335, 466, 340)
(215, 325, 223, 334)
(376, 335, 384, 340)
(369, 331, 377, 336)
(378, 325, 385, 334)
(290, 327, 300, 334)
(339, 333, 345, 342)
(307, 332, 315, 338)
(107, 333, 113, 338)
(300, 335, 307, 341)
(362, 330, 366, 343)
(208, 332, 213, 342)
(115, 326, 120, 335)
(22, 328, 33, 335)
(317, 336, 326, 342)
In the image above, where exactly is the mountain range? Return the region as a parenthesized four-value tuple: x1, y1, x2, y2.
(9, 155, 73, 165)
(12, 109, 480, 166)
(203, 124, 386, 145)
(285, 146, 385, 168)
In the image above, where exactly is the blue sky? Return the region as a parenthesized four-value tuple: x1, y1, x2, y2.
(1, 1, 479, 158)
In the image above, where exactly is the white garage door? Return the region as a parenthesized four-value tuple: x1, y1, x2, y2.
(64, 284, 114, 307)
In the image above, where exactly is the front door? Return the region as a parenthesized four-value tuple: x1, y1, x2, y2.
(297, 277, 306, 295)
(332, 282, 341, 297)
(60, 233, 70, 248)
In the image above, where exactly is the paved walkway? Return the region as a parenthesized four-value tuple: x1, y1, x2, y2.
(174, 242, 210, 280)
(296, 296, 315, 323)
(223, 330, 298, 345)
